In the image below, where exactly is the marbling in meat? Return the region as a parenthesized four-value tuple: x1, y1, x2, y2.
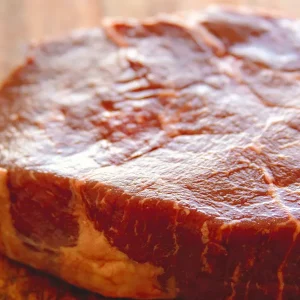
(0, 6, 299, 300)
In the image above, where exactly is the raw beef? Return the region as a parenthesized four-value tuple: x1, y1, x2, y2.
(0, 253, 105, 300)
(0, 6, 299, 300)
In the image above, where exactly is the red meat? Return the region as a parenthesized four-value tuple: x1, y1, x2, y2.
(0, 7, 299, 300)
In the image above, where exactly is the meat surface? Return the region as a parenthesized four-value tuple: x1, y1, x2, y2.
(0, 253, 107, 300)
(0, 6, 300, 300)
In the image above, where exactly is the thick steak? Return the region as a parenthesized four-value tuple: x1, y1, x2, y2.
(0, 6, 300, 300)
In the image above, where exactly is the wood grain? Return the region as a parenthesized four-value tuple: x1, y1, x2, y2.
(0, 0, 299, 299)
(0, 0, 299, 81)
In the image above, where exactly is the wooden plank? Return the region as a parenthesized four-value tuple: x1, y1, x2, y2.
(0, 0, 300, 81)
(0, 0, 103, 81)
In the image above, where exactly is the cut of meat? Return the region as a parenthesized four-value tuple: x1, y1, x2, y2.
(0, 253, 106, 300)
(0, 6, 300, 300)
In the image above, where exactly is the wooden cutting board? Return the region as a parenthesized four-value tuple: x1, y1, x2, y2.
(0, 0, 299, 299)
(0, 0, 298, 82)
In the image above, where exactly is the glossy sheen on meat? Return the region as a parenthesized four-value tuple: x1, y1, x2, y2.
(0, 6, 300, 300)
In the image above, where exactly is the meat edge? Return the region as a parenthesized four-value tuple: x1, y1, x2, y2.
(0, 168, 177, 299)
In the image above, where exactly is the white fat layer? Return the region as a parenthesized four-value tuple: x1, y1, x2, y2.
(0, 169, 177, 299)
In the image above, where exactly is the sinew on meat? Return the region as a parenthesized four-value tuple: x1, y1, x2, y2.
(0, 6, 299, 300)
